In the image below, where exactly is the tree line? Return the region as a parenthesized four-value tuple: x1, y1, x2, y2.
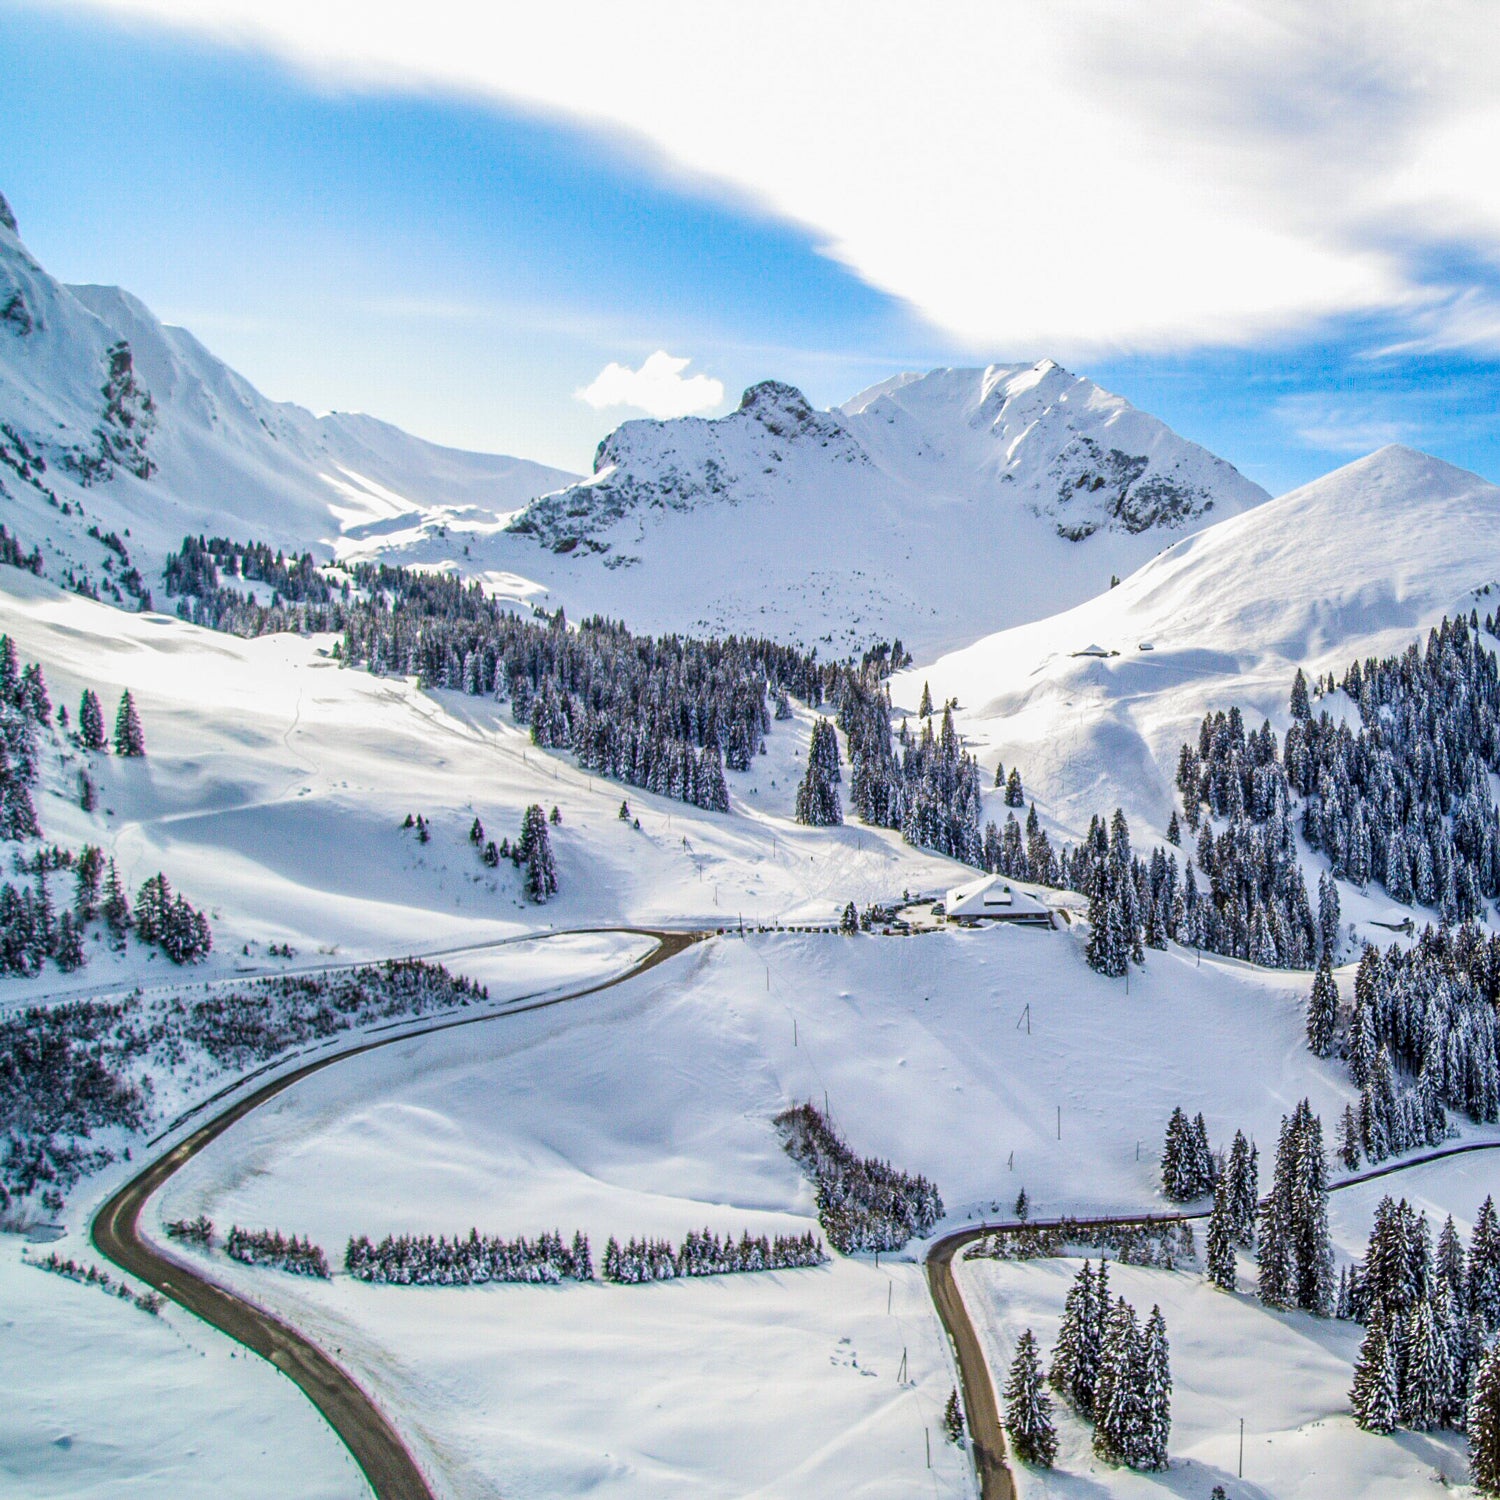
(775, 1100, 943, 1253)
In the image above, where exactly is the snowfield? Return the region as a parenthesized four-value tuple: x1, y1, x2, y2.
(125, 924, 1500, 1500)
(903, 445, 1500, 850)
(0, 568, 969, 1008)
(10, 172, 1500, 1499)
(0, 1242, 364, 1500)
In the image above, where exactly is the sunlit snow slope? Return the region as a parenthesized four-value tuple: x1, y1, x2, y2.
(479, 363, 1267, 655)
(904, 446, 1500, 842)
(0, 190, 576, 593)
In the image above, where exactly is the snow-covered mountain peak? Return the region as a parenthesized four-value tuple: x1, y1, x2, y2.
(0, 190, 16, 236)
(906, 441, 1500, 837)
(490, 361, 1268, 653)
(0, 197, 578, 595)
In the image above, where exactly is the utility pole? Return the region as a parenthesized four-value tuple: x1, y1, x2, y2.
(1016, 1003, 1031, 1034)
(1239, 1417, 1244, 1478)
(925, 1428, 930, 1469)
(898, 1347, 908, 1383)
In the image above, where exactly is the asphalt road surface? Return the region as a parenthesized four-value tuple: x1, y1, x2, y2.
(927, 1135, 1500, 1498)
(91, 926, 701, 1500)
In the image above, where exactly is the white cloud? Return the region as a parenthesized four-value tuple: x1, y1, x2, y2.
(575, 351, 724, 418)
(66, 1, 1500, 355)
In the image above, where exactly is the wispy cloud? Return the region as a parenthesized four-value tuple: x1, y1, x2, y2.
(575, 351, 724, 419)
(1274, 393, 1419, 455)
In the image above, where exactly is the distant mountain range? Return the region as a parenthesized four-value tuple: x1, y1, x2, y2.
(417, 365, 1267, 654)
(0, 186, 1265, 650)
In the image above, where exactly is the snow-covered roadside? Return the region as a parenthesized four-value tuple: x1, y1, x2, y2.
(132, 926, 1438, 1498)
(955, 1250, 1475, 1499)
(0, 1243, 364, 1500)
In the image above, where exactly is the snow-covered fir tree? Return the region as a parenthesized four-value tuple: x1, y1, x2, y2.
(795, 719, 843, 827)
(1306, 957, 1339, 1057)
(1092, 1296, 1144, 1466)
(1350, 1319, 1399, 1434)
(1206, 1175, 1237, 1291)
(1138, 1305, 1171, 1470)
(1050, 1259, 1105, 1416)
(518, 804, 558, 902)
(113, 689, 145, 756)
(1224, 1130, 1259, 1246)
(1471, 1337, 1500, 1493)
(1004, 1329, 1057, 1467)
(943, 1387, 965, 1446)
(1258, 1100, 1332, 1314)
(1160, 1106, 1215, 1201)
(78, 689, 106, 751)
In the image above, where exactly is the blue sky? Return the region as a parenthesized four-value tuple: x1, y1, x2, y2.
(5, 2, 1500, 491)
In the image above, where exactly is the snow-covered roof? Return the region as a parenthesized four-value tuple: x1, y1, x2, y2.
(944, 873, 1050, 919)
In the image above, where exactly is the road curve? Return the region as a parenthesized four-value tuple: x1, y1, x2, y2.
(928, 1135, 1500, 1499)
(91, 926, 702, 1500)
(927, 1231, 1016, 1500)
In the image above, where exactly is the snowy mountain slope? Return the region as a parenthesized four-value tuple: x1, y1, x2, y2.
(902, 445, 1500, 847)
(452, 362, 1268, 656)
(0, 192, 576, 595)
(0, 569, 973, 1003)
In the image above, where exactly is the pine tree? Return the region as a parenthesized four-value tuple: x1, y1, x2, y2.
(113, 690, 145, 756)
(1471, 1337, 1500, 1493)
(1138, 1305, 1171, 1470)
(1093, 1296, 1143, 1466)
(1225, 1131, 1259, 1246)
(1291, 1101, 1335, 1316)
(1003, 1329, 1057, 1467)
(1014, 1186, 1030, 1222)
(1399, 1295, 1451, 1430)
(1336, 1105, 1361, 1172)
(1290, 666, 1311, 719)
(1307, 957, 1339, 1057)
(78, 689, 107, 750)
(1470, 1197, 1500, 1332)
(918, 681, 932, 718)
(1317, 872, 1340, 959)
(943, 1386, 966, 1446)
(1206, 1175, 1237, 1291)
(54, 909, 85, 971)
(1437, 1216, 1466, 1307)
(794, 719, 843, 827)
(518, 804, 558, 902)
(1004, 767, 1024, 807)
(1351, 1318, 1399, 1433)
(840, 900, 858, 935)
(1050, 1259, 1098, 1413)
(1192, 1113, 1214, 1193)
(102, 858, 129, 944)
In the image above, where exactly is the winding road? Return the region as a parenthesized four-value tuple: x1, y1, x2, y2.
(85, 923, 1500, 1500)
(90, 926, 701, 1500)
(927, 1137, 1500, 1500)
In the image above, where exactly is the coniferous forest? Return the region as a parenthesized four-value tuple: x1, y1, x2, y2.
(775, 1101, 943, 1253)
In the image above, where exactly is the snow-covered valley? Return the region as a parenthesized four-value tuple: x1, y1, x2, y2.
(7, 171, 1500, 1500)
